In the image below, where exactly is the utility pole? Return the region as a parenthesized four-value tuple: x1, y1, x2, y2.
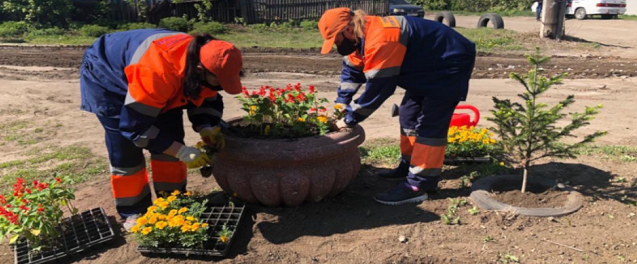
(540, 0, 568, 39)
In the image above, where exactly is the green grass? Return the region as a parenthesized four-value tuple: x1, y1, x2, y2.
(359, 138, 401, 167)
(217, 28, 322, 49)
(619, 15, 637, 21)
(455, 28, 523, 51)
(0, 145, 107, 190)
(0, 120, 43, 146)
(575, 145, 637, 163)
(5, 22, 529, 52)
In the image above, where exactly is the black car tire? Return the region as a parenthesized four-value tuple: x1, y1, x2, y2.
(434, 11, 456, 28)
(477, 13, 505, 29)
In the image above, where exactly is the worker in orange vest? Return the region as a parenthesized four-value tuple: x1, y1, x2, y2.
(319, 8, 476, 205)
(80, 29, 242, 230)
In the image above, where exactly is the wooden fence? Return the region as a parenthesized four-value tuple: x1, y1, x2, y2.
(103, 0, 389, 24)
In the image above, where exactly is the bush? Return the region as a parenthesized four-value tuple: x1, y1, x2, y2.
(79, 24, 111, 37)
(248, 23, 270, 32)
(300, 20, 318, 31)
(159, 17, 191, 32)
(26, 27, 66, 38)
(0, 21, 31, 38)
(120, 22, 157, 30)
(190, 22, 227, 35)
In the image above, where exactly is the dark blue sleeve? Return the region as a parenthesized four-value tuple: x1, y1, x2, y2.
(344, 76, 398, 125)
(336, 57, 367, 105)
(119, 106, 175, 154)
(187, 94, 224, 132)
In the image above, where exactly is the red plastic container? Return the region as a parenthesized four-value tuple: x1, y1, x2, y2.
(450, 105, 480, 128)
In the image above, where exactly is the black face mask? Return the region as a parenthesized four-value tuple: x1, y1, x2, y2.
(201, 71, 223, 91)
(337, 32, 359, 56)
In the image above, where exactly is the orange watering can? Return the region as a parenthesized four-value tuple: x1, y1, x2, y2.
(390, 103, 480, 127)
(449, 105, 480, 128)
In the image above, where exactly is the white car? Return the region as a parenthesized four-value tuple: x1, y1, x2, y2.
(532, 0, 627, 19)
(567, 0, 627, 19)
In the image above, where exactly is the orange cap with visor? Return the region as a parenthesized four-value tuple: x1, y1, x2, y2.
(318, 7, 354, 54)
(199, 40, 243, 95)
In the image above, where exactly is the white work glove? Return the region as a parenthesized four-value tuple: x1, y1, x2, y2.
(175, 145, 210, 169)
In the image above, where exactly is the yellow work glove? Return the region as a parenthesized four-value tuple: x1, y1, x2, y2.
(199, 126, 225, 151)
(175, 145, 210, 169)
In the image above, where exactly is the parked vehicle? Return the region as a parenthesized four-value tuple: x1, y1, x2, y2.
(533, 0, 626, 19)
(567, 0, 627, 19)
(389, 0, 425, 17)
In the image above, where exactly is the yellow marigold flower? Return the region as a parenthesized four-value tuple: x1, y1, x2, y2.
(191, 223, 201, 231)
(178, 207, 188, 214)
(317, 115, 328, 123)
(184, 191, 192, 196)
(136, 217, 148, 226)
(167, 196, 177, 202)
(168, 209, 178, 217)
(147, 206, 157, 213)
(130, 225, 140, 233)
(153, 197, 165, 205)
(249, 110, 256, 115)
(297, 117, 305, 122)
(490, 139, 496, 144)
(500, 162, 505, 166)
(141, 227, 153, 235)
(158, 202, 169, 210)
(202, 223, 209, 228)
(220, 236, 229, 243)
(148, 216, 158, 225)
(169, 215, 185, 227)
(250, 105, 257, 111)
(184, 221, 192, 227)
(181, 224, 191, 233)
(186, 216, 196, 222)
(334, 104, 343, 110)
(155, 221, 167, 230)
(171, 190, 181, 196)
(157, 214, 166, 221)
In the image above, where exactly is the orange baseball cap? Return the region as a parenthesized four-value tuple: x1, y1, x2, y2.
(200, 40, 243, 95)
(318, 7, 354, 54)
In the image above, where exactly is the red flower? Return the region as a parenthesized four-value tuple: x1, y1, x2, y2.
(259, 86, 266, 97)
(251, 91, 257, 96)
(38, 205, 44, 213)
(55, 177, 62, 183)
(294, 83, 301, 92)
(276, 89, 283, 95)
(26, 188, 31, 194)
(21, 199, 27, 204)
(319, 107, 327, 112)
(0, 195, 5, 205)
(242, 87, 250, 98)
(32, 180, 38, 186)
(309, 85, 316, 94)
(296, 93, 306, 102)
(311, 107, 317, 112)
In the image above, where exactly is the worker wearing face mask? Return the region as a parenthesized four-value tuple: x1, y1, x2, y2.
(319, 8, 476, 205)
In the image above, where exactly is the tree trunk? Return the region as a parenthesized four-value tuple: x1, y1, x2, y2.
(540, 0, 567, 39)
(521, 163, 530, 193)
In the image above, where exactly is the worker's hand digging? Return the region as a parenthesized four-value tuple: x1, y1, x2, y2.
(176, 145, 210, 169)
(199, 126, 225, 151)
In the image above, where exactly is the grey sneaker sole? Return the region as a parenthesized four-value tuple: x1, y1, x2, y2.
(374, 193, 429, 205)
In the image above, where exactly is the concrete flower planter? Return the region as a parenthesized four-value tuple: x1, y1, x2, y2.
(212, 120, 366, 207)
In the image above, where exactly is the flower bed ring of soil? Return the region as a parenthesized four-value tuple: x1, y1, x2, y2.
(469, 175, 584, 217)
(14, 207, 115, 264)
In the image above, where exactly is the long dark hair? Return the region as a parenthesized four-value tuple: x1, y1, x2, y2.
(183, 33, 216, 100)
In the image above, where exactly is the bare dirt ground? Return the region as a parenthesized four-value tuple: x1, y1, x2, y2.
(1, 16, 637, 264)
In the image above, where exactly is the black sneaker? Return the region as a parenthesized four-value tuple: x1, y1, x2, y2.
(375, 161, 409, 181)
(374, 182, 429, 205)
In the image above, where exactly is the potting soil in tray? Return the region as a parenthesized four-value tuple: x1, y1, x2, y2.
(14, 207, 115, 264)
(137, 202, 245, 257)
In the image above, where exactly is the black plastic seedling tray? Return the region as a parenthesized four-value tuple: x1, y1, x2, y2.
(444, 156, 492, 165)
(137, 202, 245, 257)
(14, 207, 116, 264)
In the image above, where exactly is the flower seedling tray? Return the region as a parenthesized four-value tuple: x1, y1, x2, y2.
(14, 207, 115, 264)
(137, 202, 245, 257)
(444, 156, 492, 165)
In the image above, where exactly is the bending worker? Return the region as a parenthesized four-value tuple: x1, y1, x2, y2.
(319, 8, 476, 205)
(80, 29, 242, 229)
